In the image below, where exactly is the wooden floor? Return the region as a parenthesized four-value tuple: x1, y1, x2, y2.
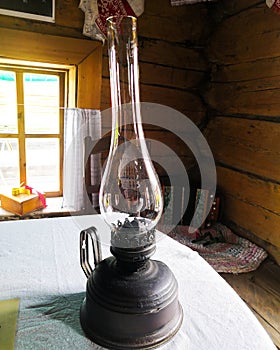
(221, 259, 280, 349)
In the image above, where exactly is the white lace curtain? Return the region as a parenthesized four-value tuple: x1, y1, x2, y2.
(62, 108, 101, 211)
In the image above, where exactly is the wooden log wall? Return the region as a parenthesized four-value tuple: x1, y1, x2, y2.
(101, 0, 210, 175)
(205, 0, 280, 264)
(101, 0, 209, 120)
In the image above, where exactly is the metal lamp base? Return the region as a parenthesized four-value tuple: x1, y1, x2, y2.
(80, 246, 183, 349)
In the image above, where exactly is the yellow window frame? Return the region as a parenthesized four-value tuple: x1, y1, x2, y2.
(0, 64, 69, 197)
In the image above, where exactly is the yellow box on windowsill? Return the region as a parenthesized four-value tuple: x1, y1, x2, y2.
(0, 192, 46, 216)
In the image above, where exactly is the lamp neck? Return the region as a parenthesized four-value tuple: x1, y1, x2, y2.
(110, 244, 156, 267)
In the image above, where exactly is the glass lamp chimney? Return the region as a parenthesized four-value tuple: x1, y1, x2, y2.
(99, 16, 163, 248)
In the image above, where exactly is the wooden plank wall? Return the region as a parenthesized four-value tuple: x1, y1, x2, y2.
(205, 0, 280, 263)
(100, 0, 210, 174)
(101, 0, 209, 120)
(0, 0, 85, 39)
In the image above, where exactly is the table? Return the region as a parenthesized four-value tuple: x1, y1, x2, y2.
(0, 215, 277, 350)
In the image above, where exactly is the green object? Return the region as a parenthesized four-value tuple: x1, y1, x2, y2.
(0, 298, 19, 350)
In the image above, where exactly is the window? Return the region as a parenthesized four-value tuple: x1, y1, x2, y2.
(0, 63, 70, 197)
(0, 28, 103, 207)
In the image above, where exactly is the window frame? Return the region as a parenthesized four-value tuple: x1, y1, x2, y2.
(0, 63, 70, 197)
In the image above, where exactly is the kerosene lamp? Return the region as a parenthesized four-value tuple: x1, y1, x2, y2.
(80, 15, 183, 349)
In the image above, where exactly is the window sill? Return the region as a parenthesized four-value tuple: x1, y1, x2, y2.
(0, 197, 73, 221)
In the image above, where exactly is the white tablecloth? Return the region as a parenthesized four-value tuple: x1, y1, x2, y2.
(0, 215, 276, 350)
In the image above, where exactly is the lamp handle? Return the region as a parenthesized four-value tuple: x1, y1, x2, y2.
(80, 226, 102, 278)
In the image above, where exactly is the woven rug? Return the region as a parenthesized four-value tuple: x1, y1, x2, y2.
(167, 223, 268, 273)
